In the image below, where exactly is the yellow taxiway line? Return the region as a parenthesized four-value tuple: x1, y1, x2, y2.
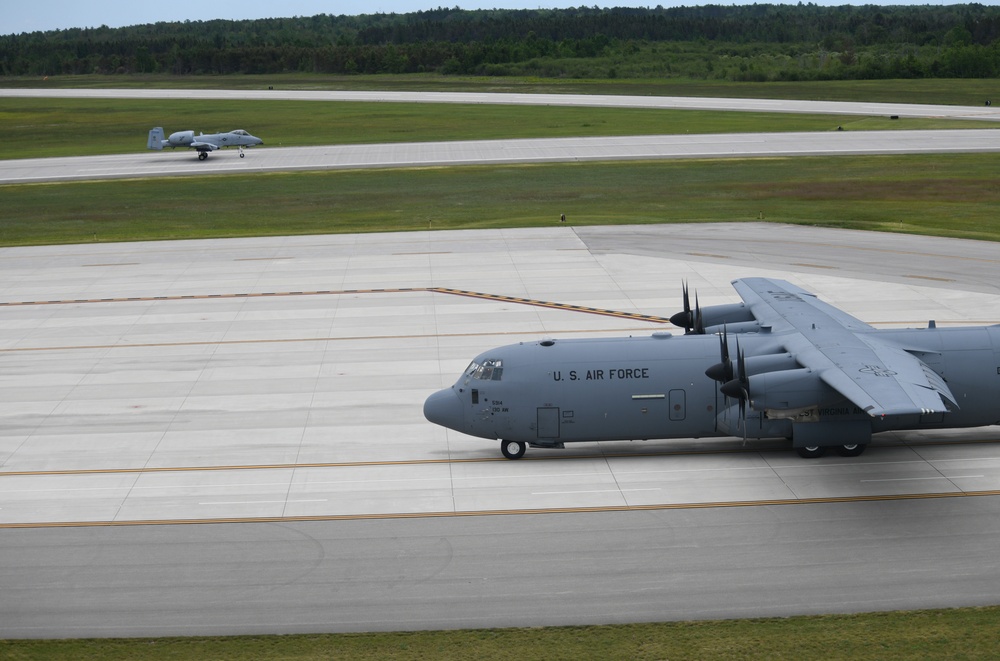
(0, 286, 672, 323)
(3, 489, 1000, 530)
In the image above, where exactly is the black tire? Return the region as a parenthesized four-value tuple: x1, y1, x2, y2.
(240, 152, 245, 158)
(501, 440, 526, 460)
(796, 445, 826, 459)
(198, 152, 208, 161)
(835, 443, 867, 457)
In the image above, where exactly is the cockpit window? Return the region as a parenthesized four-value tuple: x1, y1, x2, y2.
(465, 359, 503, 381)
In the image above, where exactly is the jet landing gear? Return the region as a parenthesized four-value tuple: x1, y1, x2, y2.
(500, 440, 526, 460)
(239, 146, 246, 158)
(198, 151, 208, 161)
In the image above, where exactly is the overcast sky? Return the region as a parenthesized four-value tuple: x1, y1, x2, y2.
(4, 1, 970, 36)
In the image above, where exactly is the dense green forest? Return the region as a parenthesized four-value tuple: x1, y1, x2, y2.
(3, 4, 1000, 81)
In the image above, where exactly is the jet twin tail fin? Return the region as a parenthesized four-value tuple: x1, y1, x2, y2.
(147, 127, 165, 150)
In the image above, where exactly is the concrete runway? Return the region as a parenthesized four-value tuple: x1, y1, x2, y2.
(5, 129, 1000, 184)
(6, 88, 1000, 121)
(4, 224, 1000, 637)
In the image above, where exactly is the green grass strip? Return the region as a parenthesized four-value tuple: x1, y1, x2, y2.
(3, 154, 998, 246)
(0, 97, 991, 159)
(3, 607, 1000, 660)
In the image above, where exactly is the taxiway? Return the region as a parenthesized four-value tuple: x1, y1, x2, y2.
(3, 224, 1000, 636)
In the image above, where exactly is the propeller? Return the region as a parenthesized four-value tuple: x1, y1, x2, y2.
(705, 326, 734, 383)
(707, 327, 738, 436)
(734, 345, 749, 441)
(668, 281, 706, 334)
(669, 281, 693, 333)
(692, 292, 705, 335)
(719, 340, 752, 441)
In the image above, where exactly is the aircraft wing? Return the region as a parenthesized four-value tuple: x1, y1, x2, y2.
(731, 278, 956, 417)
(731, 277, 874, 333)
(190, 141, 220, 151)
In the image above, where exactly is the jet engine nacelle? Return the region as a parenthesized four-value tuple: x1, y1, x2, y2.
(168, 130, 195, 146)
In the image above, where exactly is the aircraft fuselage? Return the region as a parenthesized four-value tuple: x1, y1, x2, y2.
(424, 325, 1000, 458)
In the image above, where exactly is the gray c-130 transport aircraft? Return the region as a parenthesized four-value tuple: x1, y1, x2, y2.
(424, 277, 1000, 459)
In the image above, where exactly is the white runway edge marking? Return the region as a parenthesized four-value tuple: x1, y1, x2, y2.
(860, 475, 984, 483)
(199, 499, 328, 505)
(532, 488, 662, 495)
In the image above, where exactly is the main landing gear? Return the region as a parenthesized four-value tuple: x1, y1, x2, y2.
(835, 443, 867, 457)
(501, 440, 526, 460)
(795, 444, 868, 459)
(198, 151, 208, 161)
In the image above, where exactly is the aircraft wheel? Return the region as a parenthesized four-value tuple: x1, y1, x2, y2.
(240, 152, 245, 158)
(836, 443, 867, 457)
(500, 440, 526, 460)
(198, 152, 208, 161)
(796, 445, 826, 459)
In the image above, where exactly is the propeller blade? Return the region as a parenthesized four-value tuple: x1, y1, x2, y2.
(738, 345, 749, 396)
(737, 342, 748, 440)
(705, 326, 734, 382)
(721, 326, 732, 382)
(667, 281, 708, 335)
(669, 280, 693, 332)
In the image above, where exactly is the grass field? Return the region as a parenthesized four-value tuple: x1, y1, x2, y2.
(3, 154, 999, 246)
(4, 607, 1000, 660)
(2, 97, 988, 159)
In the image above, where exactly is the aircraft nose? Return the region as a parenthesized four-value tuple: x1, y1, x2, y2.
(424, 388, 464, 431)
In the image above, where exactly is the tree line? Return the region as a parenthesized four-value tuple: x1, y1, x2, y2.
(2, 4, 1000, 81)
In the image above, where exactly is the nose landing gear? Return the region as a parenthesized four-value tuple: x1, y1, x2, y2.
(501, 440, 526, 460)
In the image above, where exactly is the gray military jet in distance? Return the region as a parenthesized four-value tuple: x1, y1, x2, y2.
(425, 277, 1000, 459)
(147, 127, 263, 160)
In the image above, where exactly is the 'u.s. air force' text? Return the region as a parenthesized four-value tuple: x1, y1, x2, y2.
(553, 368, 650, 382)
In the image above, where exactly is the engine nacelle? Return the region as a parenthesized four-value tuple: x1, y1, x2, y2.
(670, 302, 755, 331)
(723, 368, 839, 412)
(705, 320, 760, 335)
(743, 352, 798, 378)
(708, 351, 797, 383)
(168, 130, 195, 146)
(700, 303, 755, 328)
